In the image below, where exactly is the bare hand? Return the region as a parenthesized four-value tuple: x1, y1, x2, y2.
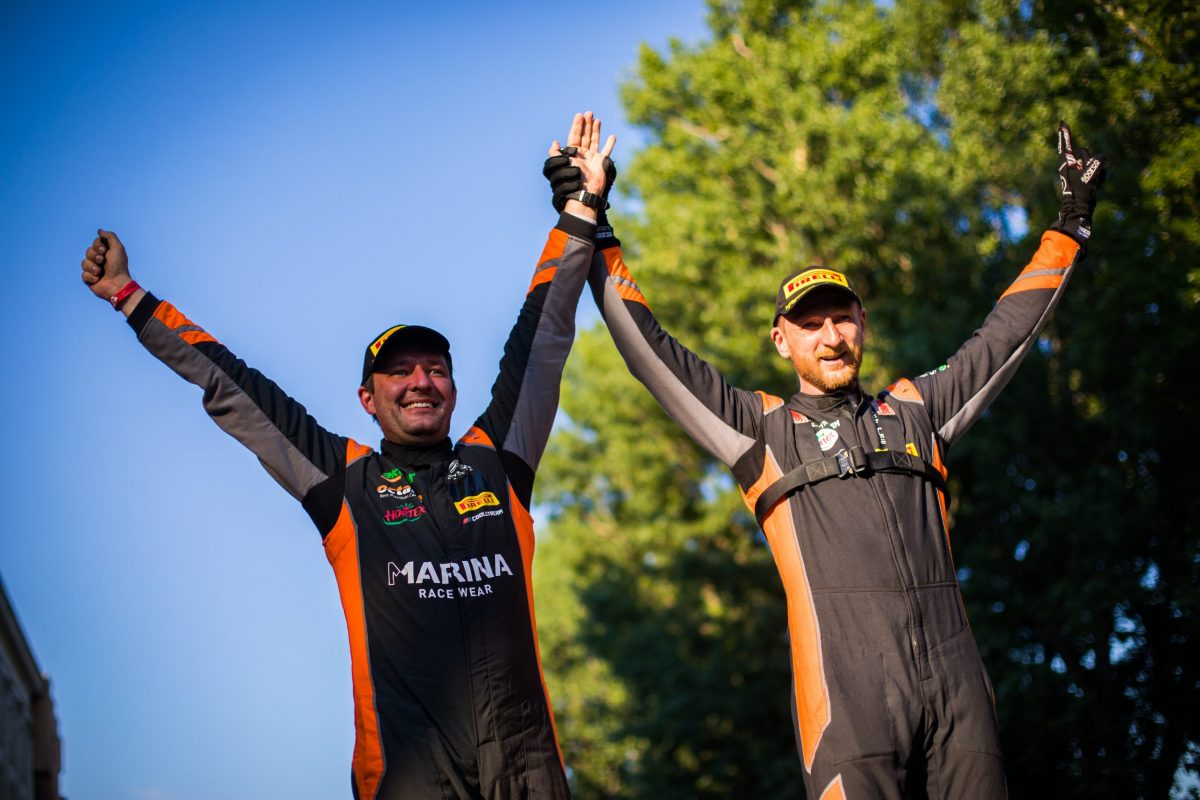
(548, 111, 617, 197)
(81, 229, 133, 300)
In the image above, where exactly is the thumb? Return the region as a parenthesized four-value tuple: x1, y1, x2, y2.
(548, 140, 561, 157)
(97, 228, 124, 251)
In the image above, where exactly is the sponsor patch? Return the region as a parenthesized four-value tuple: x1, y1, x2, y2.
(383, 504, 427, 525)
(381, 468, 416, 484)
(447, 459, 474, 482)
(790, 409, 809, 424)
(387, 554, 515, 600)
(816, 428, 840, 452)
(906, 442, 920, 457)
(872, 400, 896, 416)
(454, 491, 500, 514)
(462, 509, 505, 525)
(378, 484, 419, 502)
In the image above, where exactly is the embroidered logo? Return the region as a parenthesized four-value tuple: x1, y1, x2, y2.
(453, 491, 500, 514)
(383, 504, 427, 525)
(447, 460, 474, 482)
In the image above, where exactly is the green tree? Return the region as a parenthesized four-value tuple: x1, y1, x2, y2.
(534, 1, 1200, 796)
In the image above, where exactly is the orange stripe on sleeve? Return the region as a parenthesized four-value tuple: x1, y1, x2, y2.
(999, 274, 1064, 301)
(999, 230, 1079, 301)
(886, 378, 923, 403)
(458, 425, 495, 449)
(528, 267, 557, 293)
(756, 392, 784, 413)
(153, 303, 220, 345)
(323, 502, 384, 800)
(742, 450, 830, 773)
(178, 329, 217, 346)
(508, 487, 566, 771)
(346, 438, 373, 466)
(527, 229, 570, 293)
(604, 248, 650, 310)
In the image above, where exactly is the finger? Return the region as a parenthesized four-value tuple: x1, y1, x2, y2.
(599, 134, 617, 159)
(97, 228, 123, 251)
(590, 117, 602, 154)
(580, 111, 594, 152)
(566, 113, 584, 149)
(548, 139, 561, 157)
(82, 270, 99, 285)
(1058, 121, 1079, 166)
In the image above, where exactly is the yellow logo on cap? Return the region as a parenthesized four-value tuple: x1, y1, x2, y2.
(784, 269, 850, 301)
(370, 326, 407, 357)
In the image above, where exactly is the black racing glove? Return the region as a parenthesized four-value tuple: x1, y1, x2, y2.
(542, 147, 618, 214)
(1050, 121, 1107, 247)
(543, 148, 583, 213)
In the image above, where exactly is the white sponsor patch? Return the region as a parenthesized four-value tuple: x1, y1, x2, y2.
(816, 428, 840, 452)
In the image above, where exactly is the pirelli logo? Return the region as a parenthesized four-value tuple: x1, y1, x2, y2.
(785, 269, 850, 301)
(370, 325, 407, 356)
(454, 491, 500, 514)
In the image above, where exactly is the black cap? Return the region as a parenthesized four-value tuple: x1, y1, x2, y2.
(361, 324, 452, 386)
(773, 267, 861, 323)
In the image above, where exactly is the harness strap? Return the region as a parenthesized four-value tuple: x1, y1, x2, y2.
(754, 445, 949, 525)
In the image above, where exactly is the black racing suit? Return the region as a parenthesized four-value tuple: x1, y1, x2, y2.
(589, 229, 1082, 799)
(126, 212, 595, 799)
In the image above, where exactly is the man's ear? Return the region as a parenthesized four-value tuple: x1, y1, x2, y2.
(357, 385, 376, 416)
(771, 325, 791, 359)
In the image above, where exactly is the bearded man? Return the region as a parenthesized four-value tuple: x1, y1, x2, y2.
(552, 122, 1105, 798)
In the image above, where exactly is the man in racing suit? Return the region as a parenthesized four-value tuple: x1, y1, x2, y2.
(79, 114, 615, 799)
(578, 123, 1105, 797)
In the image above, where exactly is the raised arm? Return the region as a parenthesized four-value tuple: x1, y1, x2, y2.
(81, 231, 353, 536)
(465, 113, 614, 507)
(904, 121, 1108, 447)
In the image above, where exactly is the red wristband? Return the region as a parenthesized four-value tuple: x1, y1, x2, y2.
(110, 280, 142, 311)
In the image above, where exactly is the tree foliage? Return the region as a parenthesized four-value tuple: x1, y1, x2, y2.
(534, 1, 1200, 796)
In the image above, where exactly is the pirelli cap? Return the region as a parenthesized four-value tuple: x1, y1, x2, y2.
(774, 266, 862, 323)
(361, 324, 452, 386)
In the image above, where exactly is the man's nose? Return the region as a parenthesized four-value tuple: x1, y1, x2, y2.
(818, 318, 843, 345)
(408, 367, 434, 389)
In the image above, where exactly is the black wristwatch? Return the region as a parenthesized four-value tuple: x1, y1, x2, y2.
(565, 190, 605, 210)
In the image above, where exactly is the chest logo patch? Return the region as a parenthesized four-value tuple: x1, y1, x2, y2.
(454, 491, 500, 514)
(447, 460, 474, 482)
(383, 504, 427, 525)
(377, 483, 419, 502)
(381, 468, 416, 484)
(815, 427, 840, 452)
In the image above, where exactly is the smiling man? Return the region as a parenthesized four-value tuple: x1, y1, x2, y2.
(575, 123, 1106, 797)
(81, 113, 614, 799)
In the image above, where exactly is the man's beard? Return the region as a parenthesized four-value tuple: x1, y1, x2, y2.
(797, 345, 863, 393)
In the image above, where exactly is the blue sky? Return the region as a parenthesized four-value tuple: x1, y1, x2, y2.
(0, 2, 708, 797)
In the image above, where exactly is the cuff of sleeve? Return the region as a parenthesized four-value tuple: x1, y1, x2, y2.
(556, 211, 596, 241)
(126, 291, 159, 334)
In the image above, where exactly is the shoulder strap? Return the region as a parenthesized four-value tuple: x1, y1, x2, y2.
(754, 445, 948, 526)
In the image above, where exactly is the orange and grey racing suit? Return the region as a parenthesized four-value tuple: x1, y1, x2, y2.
(589, 228, 1082, 799)
(125, 212, 595, 799)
